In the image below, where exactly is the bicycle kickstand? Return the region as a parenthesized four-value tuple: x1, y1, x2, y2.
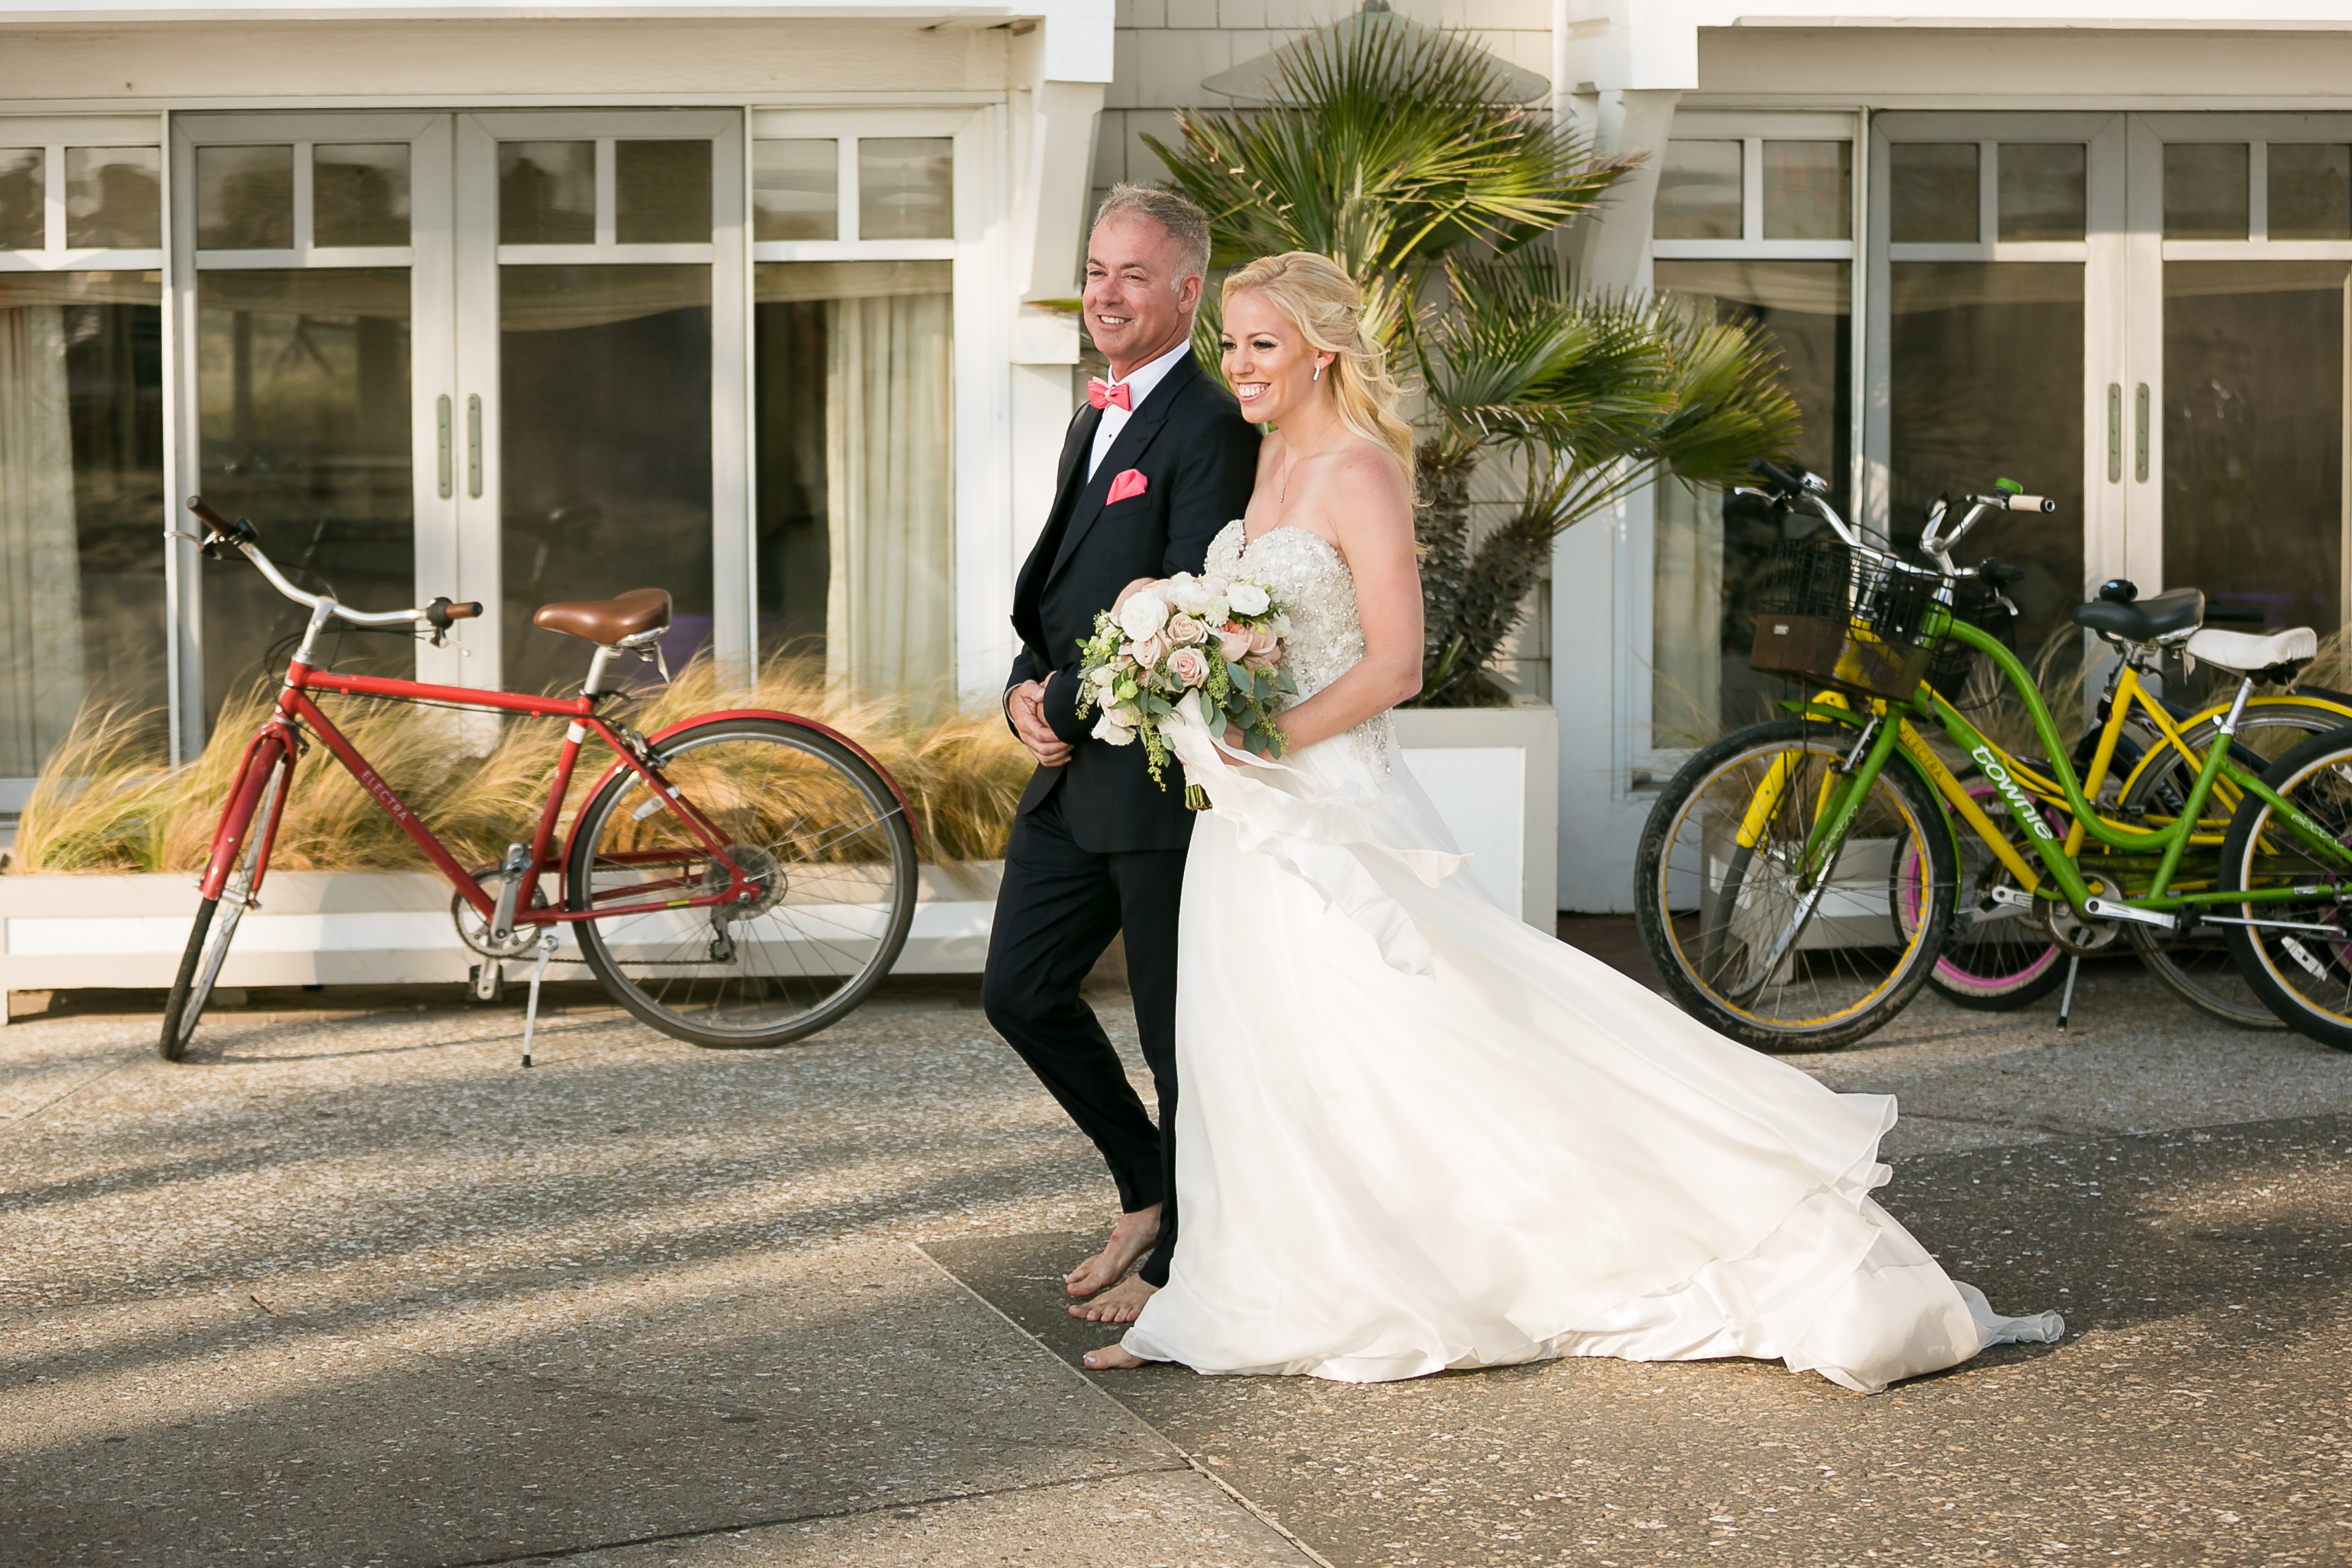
(520, 929, 560, 1068)
(2057, 953, 2082, 1032)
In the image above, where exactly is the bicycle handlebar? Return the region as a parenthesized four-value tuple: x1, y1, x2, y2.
(185, 494, 469, 633)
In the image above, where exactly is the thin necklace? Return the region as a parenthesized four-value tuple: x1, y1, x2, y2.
(1278, 419, 1342, 507)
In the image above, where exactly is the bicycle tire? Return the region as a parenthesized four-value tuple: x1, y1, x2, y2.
(568, 716, 919, 1049)
(159, 752, 288, 1061)
(1915, 779, 2067, 1011)
(2115, 702, 2352, 1029)
(1634, 719, 1958, 1053)
(2216, 727, 2352, 1052)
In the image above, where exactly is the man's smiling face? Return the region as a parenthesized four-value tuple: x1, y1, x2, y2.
(1082, 211, 1201, 379)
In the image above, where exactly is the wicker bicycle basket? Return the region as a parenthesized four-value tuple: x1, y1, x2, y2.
(1747, 540, 1945, 703)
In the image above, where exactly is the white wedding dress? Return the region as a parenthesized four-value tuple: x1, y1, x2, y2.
(1120, 520, 2063, 1395)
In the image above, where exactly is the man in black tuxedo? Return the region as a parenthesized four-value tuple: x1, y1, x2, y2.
(982, 185, 1261, 1325)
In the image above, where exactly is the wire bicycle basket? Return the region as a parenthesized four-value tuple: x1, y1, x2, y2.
(1748, 539, 1947, 703)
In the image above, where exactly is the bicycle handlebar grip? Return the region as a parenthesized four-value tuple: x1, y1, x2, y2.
(424, 595, 484, 632)
(186, 496, 235, 536)
(2005, 494, 2056, 513)
(447, 601, 482, 621)
(1978, 557, 2027, 589)
(1750, 457, 1805, 492)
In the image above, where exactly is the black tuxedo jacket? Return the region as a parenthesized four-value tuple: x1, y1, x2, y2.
(1006, 352, 1262, 854)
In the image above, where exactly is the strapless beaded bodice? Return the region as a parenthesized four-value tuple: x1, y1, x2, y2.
(1205, 520, 1393, 772)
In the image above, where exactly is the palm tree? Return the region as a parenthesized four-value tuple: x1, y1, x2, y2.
(1149, 10, 1799, 706)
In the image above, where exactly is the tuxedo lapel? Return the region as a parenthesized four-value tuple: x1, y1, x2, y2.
(1047, 353, 1200, 585)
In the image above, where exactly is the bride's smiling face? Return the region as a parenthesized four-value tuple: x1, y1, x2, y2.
(1220, 290, 1333, 425)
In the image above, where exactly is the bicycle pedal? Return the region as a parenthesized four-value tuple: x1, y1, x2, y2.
(470, 962, 507, 1004)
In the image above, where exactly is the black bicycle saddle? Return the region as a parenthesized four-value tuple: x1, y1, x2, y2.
(2073, 586, 2204, 642)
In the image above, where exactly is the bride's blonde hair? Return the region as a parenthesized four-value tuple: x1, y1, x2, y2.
(1222, 252, 1414, 483)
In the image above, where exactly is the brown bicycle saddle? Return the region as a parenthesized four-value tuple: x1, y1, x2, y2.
(532, 587, 673, 644)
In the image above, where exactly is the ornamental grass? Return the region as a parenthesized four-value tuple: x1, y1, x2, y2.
(10, 654, 1029, 876)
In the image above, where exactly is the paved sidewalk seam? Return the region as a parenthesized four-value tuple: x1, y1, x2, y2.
(907, 1241, 1341, 1568)
(435, 1465, 1196, 1568)
(0, 1040, 144, 1136)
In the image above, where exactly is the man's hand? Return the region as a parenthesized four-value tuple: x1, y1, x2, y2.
(1008, 679, 1074, 767)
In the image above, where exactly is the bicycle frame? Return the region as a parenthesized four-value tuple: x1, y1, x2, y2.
(208, 664, 763, 929)
(1770, 615, 2352, 925)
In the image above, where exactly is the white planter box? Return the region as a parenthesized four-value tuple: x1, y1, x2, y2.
(1392, 703, 1560, 929)
(0, 862, 1002, 1017)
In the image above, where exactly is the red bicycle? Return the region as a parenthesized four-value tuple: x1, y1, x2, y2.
(162, 497, 920, 1062)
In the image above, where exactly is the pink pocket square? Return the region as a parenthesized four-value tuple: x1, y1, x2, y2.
(1105, 467, 1149, 505)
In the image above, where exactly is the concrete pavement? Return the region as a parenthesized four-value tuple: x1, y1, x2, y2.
(3, 952, 2350, 1565)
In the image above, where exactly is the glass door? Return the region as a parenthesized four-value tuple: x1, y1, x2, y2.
(454, 111, 744, 697)
(1868, 114, 2126, 683)
(2131, 116, 2352, 656)
(172, 113, 453, 721)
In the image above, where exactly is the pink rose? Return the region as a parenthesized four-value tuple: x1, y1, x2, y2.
(1129, 633, 1170, 669)
(1166, 612, 1207, 645)
(1198, 573, 1231, 597)
(1168, 646, 1211, 688)
(1249, 626, 1280, 657)
(1216, 623, 1253, 661)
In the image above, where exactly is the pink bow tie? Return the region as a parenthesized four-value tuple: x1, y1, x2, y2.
(1087, 378, 1132, 412)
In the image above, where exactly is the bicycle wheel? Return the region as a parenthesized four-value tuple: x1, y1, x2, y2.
(568, 717, 919, 1048)
(1635, 719, 1958, 1053)
(160, 748, 289, 1061)
(2117, 702, 2351, 1028)
(2216, 728, 2352, 1051)
(1914, 780, 2066, 1010)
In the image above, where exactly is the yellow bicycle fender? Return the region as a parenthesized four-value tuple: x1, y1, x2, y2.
(1736, 690, 1854, 851)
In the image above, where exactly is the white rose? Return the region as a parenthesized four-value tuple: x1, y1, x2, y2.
(1198, 596, 1229, 627)
(1166, 577, 1210, 615)
(1117, 592, 1170, 642)
(1090, 665, 1118, 688)
(1228, 582, 1271, 617)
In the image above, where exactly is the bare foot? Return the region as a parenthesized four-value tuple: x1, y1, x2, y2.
(1069, 1273, 1158, 1323)
(1083, 1342, 1146, 1370)
(1064, 1205, 1161, 1298)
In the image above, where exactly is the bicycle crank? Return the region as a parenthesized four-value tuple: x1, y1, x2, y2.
(2032, 876, 2129, 955)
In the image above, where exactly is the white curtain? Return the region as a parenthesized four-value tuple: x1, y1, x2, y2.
(1652, 477, 1723, 750)
(0, 304, 83, 777)
(824, 288, 953, 698)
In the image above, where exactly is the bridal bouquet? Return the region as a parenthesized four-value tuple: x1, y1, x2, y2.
(1074, 570, 1295, 806)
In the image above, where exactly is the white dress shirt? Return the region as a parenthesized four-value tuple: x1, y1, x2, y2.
(1088, 339, 1193, 480)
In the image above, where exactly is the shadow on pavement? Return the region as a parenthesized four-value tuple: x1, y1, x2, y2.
(924, 1113, 2352, 1567)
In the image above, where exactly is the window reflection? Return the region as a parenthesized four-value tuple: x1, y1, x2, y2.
(500, 265, 712, 696)
(615, 140, 710, 245)
(0, 272, 166, 776)
(1761, 142, 1850, 240)
(2267, 145, 2352, 241)
(66, 147, 161, 248)
(2164, 261, 2347, 655)
(755, 261, 953, 697)
(1651, 261, 1850, 743)
(313, 144, 410, 248)
(2163, 144, 2249, 241)
(1997, 144, 2086, 242)
(195, 145, 293, 251)
(857, 138, 953, 241)
(1890, 143, 1978, 244)
(196, 268, 414, 717)
(753, 140, 838, 242)
(499, 142, 595, 246)
(1, 150, 43, 249)
(1655, 141, 1741, 241)
(1889, 263, 2085, 680)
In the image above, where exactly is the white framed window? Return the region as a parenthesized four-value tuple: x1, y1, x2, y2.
(1633, 111, 1859, 776)
(749, 107, 990, 702)
(0, 115, 168, 799)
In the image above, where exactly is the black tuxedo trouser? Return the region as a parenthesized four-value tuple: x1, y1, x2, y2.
(982, 790, 1185, 1288)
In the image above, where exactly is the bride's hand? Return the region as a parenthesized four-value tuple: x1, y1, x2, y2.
(1110, 577, 1158, 613)
(1221, 722, 1251, 765)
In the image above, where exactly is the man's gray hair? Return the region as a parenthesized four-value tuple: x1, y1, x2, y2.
(1092, 183, 1212, 288)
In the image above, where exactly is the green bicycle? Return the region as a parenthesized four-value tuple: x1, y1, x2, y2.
(1635, 465, 2352, 1052)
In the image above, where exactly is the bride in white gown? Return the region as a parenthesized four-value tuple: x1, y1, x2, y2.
(1083, 252, 2062, 1395)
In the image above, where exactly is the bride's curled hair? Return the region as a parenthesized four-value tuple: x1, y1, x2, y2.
(1222, 251, 1414, 482)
